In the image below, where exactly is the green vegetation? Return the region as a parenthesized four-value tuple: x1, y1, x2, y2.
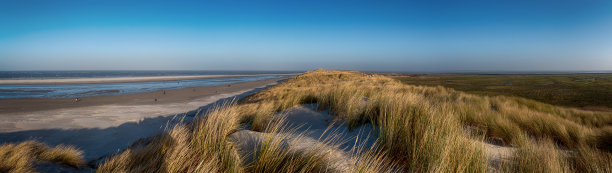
(2, 70, 611, 172)
(392, 74, 612, 111)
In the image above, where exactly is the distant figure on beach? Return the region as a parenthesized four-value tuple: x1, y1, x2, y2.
(155, 98, 157, 102)
(73, 98, 80, 102)
(163, 90, 166, 95)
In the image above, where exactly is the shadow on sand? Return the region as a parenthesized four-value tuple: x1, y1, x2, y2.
(0, 81, 283, 168)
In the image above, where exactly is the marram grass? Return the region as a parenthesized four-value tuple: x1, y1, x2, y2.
(2, 69, 611, 172)
(0, 140, 84, 172)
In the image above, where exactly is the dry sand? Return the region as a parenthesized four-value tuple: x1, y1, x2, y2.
(230, 104, 376, 172)
(0, 77, 288, 161)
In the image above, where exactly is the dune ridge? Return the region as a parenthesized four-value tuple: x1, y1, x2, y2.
(2, 70, 612, 172)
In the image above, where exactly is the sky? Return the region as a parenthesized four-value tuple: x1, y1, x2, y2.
(0, 0, 611, 72)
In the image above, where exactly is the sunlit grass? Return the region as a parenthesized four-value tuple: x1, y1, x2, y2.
(241, 69, 612, 172)
(393, 73, 612, 110)
(4, 69, 611, 172)
(0, 140, 84, 172)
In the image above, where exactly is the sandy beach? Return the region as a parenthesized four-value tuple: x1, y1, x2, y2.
(0, 77, 288, 161)
(0, 73, 296, 85)
(0, 77, 286, 115)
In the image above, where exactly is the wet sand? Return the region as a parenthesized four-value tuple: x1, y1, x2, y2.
(0, 77, 288, 132)
(0, 77, 288, 162)
(0, 78, 282, 114)
(0, 74, 296, 85)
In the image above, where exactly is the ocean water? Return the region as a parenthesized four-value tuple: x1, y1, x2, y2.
(0, 70, 298, 79)
(0, 71, 299, 99)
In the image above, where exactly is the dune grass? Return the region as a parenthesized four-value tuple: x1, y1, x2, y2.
(241, 70, 489, 172)
(244, 116, 399, 173)
(240, 119, 333, 173)
(97, 103, 397, 172)
(0, 140, 84, 173)
(4, 69, 611, 172)
(239, 69, 612, 172)
(97, 105, 242, 172)
(392, 73, 612, 110)
(99, 69, 611, 172)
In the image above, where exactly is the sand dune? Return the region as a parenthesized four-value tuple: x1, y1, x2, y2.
(230, 104, 376, 172)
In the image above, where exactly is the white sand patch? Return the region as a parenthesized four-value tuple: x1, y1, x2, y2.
(230, 104, 377, 172)
(274, 104, 377, 151)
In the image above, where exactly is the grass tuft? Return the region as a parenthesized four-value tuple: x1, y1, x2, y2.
(0, 140, 84, 172)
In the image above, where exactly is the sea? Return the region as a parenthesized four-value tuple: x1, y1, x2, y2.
(0, 71, 300, 99)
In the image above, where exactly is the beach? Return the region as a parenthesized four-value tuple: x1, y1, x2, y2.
(0, 73, 296, 85)
(0, 77, 286, 116)
(0, 76, 288, 161)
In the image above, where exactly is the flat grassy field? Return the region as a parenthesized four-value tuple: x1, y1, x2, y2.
(391, 74, 612, 111)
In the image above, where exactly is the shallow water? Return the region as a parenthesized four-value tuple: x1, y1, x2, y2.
(0, 75, 284, 99)
(0, 70, 299, 79)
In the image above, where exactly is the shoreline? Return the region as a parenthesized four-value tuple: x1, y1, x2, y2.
(0, 77, 288, 131)
(0, 77, 287, 161)
(0, 73, 297, 85)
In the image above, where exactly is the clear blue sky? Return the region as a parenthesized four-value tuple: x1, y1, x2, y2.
(1, 0, 611, 72)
